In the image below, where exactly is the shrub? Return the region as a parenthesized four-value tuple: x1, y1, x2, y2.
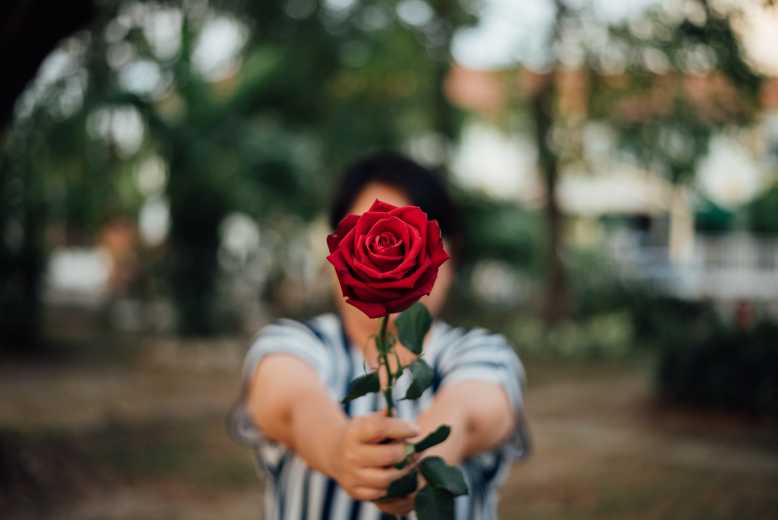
(509, 312, 634, 360)
(657, 320, 778, 419)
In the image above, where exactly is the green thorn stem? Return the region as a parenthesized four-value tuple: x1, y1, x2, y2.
(378, 315, 394, 417)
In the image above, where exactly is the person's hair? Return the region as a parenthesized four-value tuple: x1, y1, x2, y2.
(329, 151, 462, 255)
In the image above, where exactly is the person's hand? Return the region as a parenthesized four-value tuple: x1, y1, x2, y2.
(375, 495, 417, 516)
(329, 412, 419, 501)
(373, 455, 423, 516)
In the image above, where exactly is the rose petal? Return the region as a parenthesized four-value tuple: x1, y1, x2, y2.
(368, 199, 398, 213)
(354, 234, 381, 271)
(346, 298, 388, 318)
(365, 249, 404, 270)
(350, 282, 404, 301)
(389, 206, 428, 236)
(351, 256, 408, 281)
(339, 229, 378, 283)
(370, 236, 403, 257)
(426, 220, 450, 266)
(332, 262, 408, 297)
(326, 201, 450, 320)
(354, 210, 397, 239)
(366, 217, 410, 254)
(367, 217, 410, 240)
(384, 268, 440, 314)
(364, 259, 433, 290)
(357, 232, 402, 270)
(361, 217, 411, 271)
(326, 250, 359, 298)
(366, 249, 404, 270)
(327, 214, 359, 253)
(377, 222, 423, 277)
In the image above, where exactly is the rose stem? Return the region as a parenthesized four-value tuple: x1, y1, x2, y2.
(378, 315, 395, 417)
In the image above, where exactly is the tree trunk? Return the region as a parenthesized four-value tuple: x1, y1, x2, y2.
(430, 0, 456, 168)
(0, 142, 46, 351)
(433, 59, 455, 166)
(0, 0, 95, 131)
(167, 152, 228, 337)
(532, 71, 569, 326)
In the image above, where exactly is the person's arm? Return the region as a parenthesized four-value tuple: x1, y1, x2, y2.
(373, 380, 516, 516)
(247, 353, 420, 501)
(415, 379, 515, 463)
(375, 327, 528, 517)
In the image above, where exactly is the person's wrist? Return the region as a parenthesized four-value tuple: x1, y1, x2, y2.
(324, 421, 348, 479)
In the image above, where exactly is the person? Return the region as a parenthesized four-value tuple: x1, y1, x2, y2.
(229, 152, 530, 519)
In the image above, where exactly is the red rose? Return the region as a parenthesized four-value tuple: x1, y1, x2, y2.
(326, 199, 450, 318)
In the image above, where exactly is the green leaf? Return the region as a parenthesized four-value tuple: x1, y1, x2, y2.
(376, 330, 395, 356)
(392, 349, 403, 379)
(395, 302, 432, 354)
(341, 371, 379, 403)
(414, 425, 451, 453)
(404, 358, 433, 400)
(415, 485, 455, 520)
(419, 456, 468, 497)
(381, 469, 418, 500)
(394, 443, 415, 470)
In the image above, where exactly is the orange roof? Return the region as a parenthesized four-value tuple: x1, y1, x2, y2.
(446, 65, 778, 120)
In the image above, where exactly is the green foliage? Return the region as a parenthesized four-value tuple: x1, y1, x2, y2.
(2, 0, 477, 343)
(394, 442, 416, 470)
(419, 456, 469, 497)
(385, 453, 470, 519)
(396, 302, 433, 355)
(695, 196, 735, 235)
(746, 184, 778, 235)
(342, 303, 468, 515)
(404, 358, 434, 400)
(597, 2, 763, 185)
(510, 313, 634, 360)
(414, 425, 451, 453)
(415, 485, 456, 519)
(382, 468, 418, 500)
(455, 191, 544, 273)
(394, 424, 452, 470)
(341, 371, 379, 404)
(629, 294, 720, 348)
(657, 320, 778, 418)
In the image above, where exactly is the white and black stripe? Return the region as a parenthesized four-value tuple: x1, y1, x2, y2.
(229, 314, 530, 520)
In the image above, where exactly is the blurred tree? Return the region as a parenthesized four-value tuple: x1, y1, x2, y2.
(598, 0, 762, 260)
(456, 189, 544, 272)
(427, 0, 477, 163)
(533, 0, 569, 325)
(121, 0, 478, 334)
(1, 0, 479, 342)
(0, 0, 95, 130)
(0, 0, 99, 350)
(502, 0, 762, 325)
(746, 184, 778, 235)
(109, 4, 340, 334)
(0, 117, 47, 349)
(694, 196, 734, 235)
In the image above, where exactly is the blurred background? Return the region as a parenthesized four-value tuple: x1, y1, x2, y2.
(2, 0, 778, 518)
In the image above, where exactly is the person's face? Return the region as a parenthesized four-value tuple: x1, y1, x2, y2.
(330, 182, 453, 322)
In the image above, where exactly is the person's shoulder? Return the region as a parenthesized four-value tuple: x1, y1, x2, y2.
(252, 312, 341, 350)
(243, 313, 343, 383)
(427, 320, 514, 357)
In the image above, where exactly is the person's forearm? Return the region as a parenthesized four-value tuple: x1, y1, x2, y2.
(288, 388, 347, 476)
(415, 381, 515, 463)
(415, 401, 469, 464)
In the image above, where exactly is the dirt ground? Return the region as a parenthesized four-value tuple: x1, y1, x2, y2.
(1, 341, 777, 520)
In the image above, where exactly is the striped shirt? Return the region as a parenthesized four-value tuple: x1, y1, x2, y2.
(229, 313, 530, 520)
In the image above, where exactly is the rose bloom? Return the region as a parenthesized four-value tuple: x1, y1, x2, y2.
(326, 199, 449, 318)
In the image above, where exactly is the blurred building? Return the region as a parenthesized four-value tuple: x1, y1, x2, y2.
(446, 65, 778, 304)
